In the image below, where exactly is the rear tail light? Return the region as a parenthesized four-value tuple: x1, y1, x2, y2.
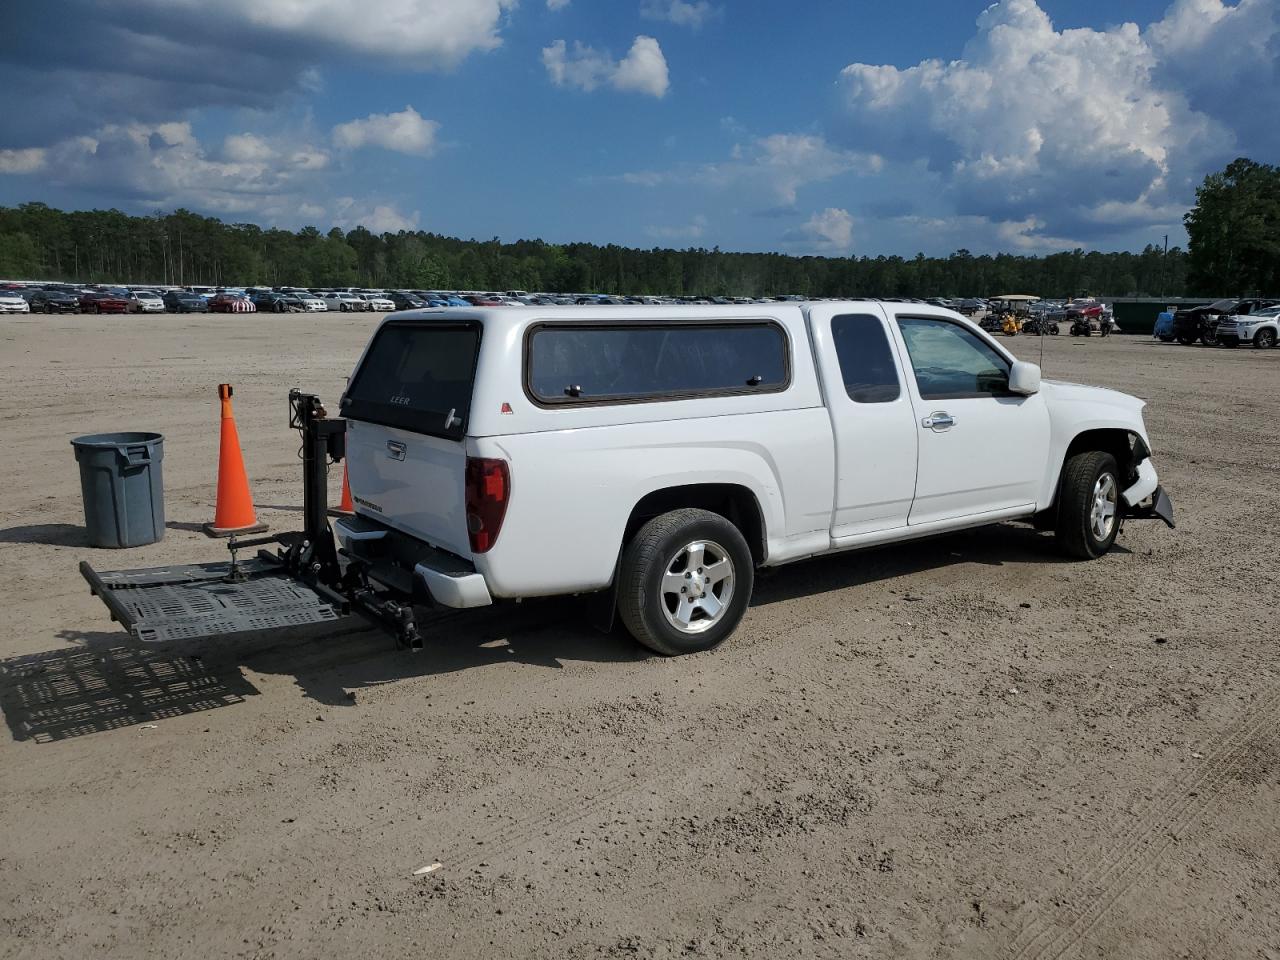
(464, 457, 510, 554)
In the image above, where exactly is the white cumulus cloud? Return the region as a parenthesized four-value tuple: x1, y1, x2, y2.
(542, 36, 670, 97)
(640, 0, 719, 29)
(334, 198, 421, 233)
(2, 121, 340, 223)
(833, 0, 1275, 245)
(0, 148, 47, 174)
(547, 0, 571, 8)
(332, 106, 440, 157)
(786, 208, 855, 253)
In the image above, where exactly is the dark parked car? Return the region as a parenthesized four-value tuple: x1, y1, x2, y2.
(27, 288, 80, 313)
(389, 292, 426, 310)
(1172, 298, 1279, 345)
(79, 290, 132, 314)
(163, 290, 209, 313)
(250, 292, 303, 313)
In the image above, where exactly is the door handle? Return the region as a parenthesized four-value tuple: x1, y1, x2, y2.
(922, 412, 956, 431)
(386, 440, 407, 460)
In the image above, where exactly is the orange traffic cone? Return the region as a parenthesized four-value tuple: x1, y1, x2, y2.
(329, 460, 354, 516)
(203, 383, 268, 538)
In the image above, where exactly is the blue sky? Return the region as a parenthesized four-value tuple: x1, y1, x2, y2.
(1, 0, 1275, 256)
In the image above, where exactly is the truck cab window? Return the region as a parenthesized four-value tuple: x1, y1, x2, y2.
(896, 317, 1011, 400)
(831, 313, 901, 403)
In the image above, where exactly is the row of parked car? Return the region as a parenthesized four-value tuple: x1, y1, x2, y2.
(0, 281, 1019, 317)
(0, 283, 418, 315)
(1152, 298, 1280, 348)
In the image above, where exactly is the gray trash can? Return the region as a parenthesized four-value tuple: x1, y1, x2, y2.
(71, 432, 165, 548)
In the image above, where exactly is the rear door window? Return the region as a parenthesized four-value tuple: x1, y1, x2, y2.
(831, 314, 901, 403)
(527, 321, 788, 404)
(341, 321, 481, 438)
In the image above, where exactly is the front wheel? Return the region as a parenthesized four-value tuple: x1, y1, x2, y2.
(1055, 451, 1121, 559)
(1255, 329, 1277, 349)
(617, 508, 754, 656)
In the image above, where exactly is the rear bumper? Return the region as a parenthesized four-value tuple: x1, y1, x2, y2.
(333, 514, 492, 609)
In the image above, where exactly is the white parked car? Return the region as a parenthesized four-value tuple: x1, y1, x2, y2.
(1215, 305, 1280, 349)
(0, 291, 31, 313)
(360, 294, 396, 311)
(295, 293, 330, 312)
(131, 290, 165, 313)
(322, 292, 369, 312)
(335, 303, 1174, 655)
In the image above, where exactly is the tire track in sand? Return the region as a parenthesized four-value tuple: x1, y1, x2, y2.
(1003, 680, 1280, 960)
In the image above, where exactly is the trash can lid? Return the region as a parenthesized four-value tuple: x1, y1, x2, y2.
(71, 431, 164, 448)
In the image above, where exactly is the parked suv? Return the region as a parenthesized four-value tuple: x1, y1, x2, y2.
(335, 303, 1173, 655)
(1215, 304, 1280, 348)
(1173, 298, 1278, 345)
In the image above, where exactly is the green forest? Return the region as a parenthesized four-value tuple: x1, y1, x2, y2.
(1, 158, 1275, 299)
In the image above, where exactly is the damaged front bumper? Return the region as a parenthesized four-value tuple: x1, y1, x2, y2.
(1125, 485, 1175, 528)
(1121, 458, 1175, 528)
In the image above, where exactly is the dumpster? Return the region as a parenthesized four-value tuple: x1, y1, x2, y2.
(71, 432, 165, 548)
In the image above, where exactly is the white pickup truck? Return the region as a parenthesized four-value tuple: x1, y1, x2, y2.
(334, 303, 1173, 655)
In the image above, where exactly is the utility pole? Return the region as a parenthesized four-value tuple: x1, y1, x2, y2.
(1160, 233, 1168, 299)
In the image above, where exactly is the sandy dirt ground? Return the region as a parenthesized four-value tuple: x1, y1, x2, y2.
(1, 313, 1277, 960)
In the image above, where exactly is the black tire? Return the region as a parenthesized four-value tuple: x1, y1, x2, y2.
(617, 508, 754, 656)
(1055, 451, 1121, 560)
(1176, 335, 1196, 345)
(1255, 328, 1277, 349)
(1158, 335, 1174, 342)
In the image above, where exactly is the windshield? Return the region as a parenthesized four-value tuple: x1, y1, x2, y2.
(1207, 299, 1238, 312)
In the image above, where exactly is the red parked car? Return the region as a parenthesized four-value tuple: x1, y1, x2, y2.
(79, 290, 131, 314)
(463, 294, 503, 306)
(208, 293, 257, 313)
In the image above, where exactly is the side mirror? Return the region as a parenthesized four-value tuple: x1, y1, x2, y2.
(1009, 360, 1041, 396)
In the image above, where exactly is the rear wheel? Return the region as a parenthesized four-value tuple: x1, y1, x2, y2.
(1255, 328, 1277, 349)
(617, 508, 754, 656)
(1055, 451, 1121, 560)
